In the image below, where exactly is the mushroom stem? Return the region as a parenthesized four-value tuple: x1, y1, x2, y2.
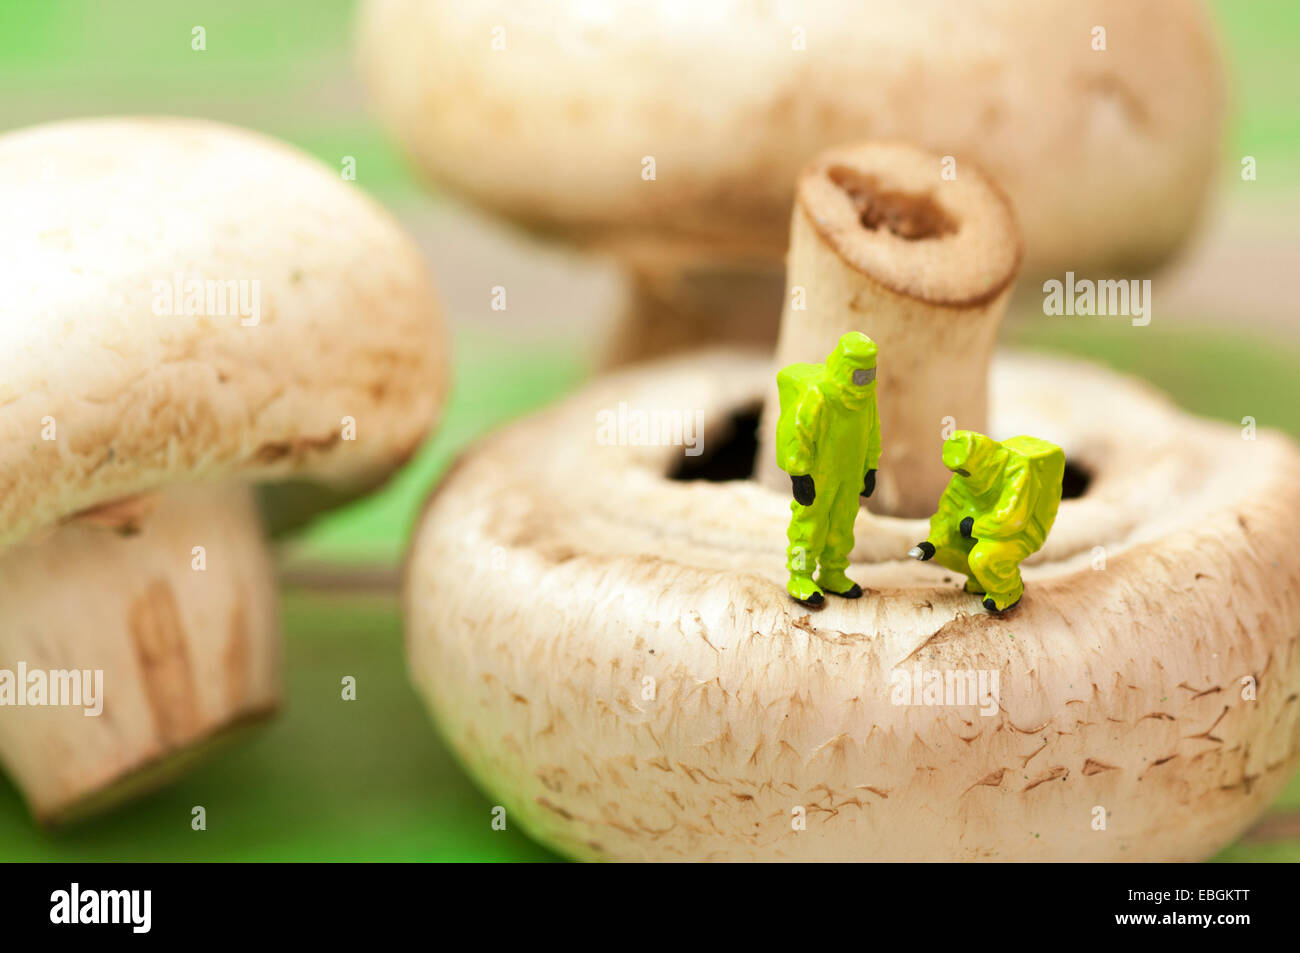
(605, 262, 785, 367)
(755, 143, 1022, 517)
(0, 485, 280, 825)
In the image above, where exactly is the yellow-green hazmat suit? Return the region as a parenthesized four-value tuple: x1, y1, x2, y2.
(916, 430, 1064, 611)
(775, 332, 881, 607)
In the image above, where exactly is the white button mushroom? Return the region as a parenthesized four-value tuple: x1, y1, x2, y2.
(358, 0, 1224, 363)
(0, 118, 448, 823)
(404, 142, 1300, 862)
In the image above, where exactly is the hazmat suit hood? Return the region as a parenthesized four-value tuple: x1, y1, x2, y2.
(942, 430, 1005, 496)
(823, 332, 877, 411)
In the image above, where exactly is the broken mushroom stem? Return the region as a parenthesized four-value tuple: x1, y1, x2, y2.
(756, 142, 1022, 518)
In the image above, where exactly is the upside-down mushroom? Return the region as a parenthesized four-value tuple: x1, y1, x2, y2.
(0, 118, 447, 823)
(404, 141, 1300, 861)
(358, 0, 1224, 363)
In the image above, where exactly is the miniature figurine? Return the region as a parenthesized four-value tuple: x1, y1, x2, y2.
(775, 331, 881, 607)
(909, 430, 1064, 612)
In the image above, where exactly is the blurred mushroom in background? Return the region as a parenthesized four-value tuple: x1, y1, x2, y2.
(358, 0, 1225, 364)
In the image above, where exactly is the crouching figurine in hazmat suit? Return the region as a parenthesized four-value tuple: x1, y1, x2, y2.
(775, 331, 881, 608)
(909, 430, 1065, 612)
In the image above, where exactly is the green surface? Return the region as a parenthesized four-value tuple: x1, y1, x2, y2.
(1214, 0, 1300, 179)
(1010, 319, 1300, 437)
(0, 0, 422, 200)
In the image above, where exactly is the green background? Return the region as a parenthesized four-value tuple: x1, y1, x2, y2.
(0, 0, 1297, 861)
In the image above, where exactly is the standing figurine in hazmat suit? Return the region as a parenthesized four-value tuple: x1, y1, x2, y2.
(909, 430, 1064, 612)
(775, 331, 881, 608)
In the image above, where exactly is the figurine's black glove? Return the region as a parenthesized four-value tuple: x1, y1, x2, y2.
(791, 474, 816, 506)
(861, 469, 876, 499)
(959, 517, 974, 539)
(909, 541, 936, 561)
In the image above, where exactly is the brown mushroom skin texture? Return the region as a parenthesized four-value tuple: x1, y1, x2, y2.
(359, 0, 1224, 277)
(405, 352, 1300, 862)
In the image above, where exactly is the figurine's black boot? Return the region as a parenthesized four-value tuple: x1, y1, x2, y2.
(816, 570, 862, 599)
(981, 578, 1024, 613)
(787, 573, 826, 608)
(982, 595, 1021, 613)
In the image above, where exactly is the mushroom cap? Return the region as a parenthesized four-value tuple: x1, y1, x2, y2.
(359, 0, 1223, 274)
(405, 350, 1300, 861)
(0, 117, 448, 552)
